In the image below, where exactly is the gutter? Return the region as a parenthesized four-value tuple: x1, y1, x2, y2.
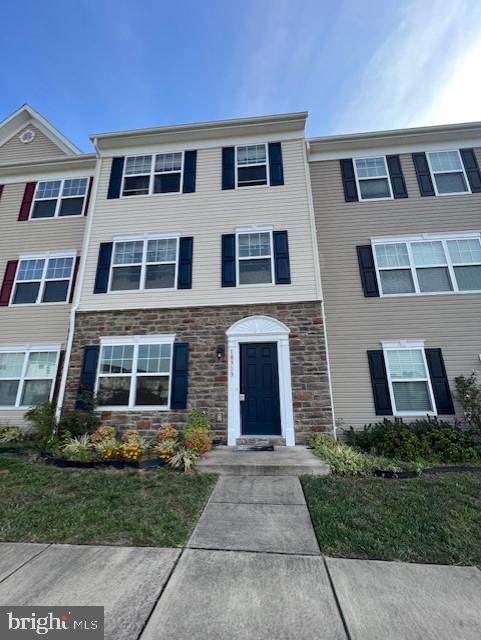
(55, 139, 101, 422)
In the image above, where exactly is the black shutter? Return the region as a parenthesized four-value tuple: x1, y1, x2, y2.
(367, 351, 393, 415)
(412, 153, 435, 196)
(425, 348, 455, 415)
(107, 157, 125, 199)
(221, 234, 236, 287)
(94, 243, 113, 294)
(178, 237, 193, 289)
(222, 147, 235, 190)
(171, 343, 189, 410)
(182, 150, 197, 193)
(386, 155, 408, 198)
(357, 246, 380, 297)
(460, 149, 481, 193)
(339, 159, 359, 202)
(268, 142, 284, 186)
(273, 231, 291, 284)
(75, 346, 100, 410)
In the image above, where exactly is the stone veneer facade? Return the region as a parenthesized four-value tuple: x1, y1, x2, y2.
(63, 301, 332, 443)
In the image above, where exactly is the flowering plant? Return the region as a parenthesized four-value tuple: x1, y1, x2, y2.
(158, 438, 176, 460)
(156, 424, 178, 443)
(185, 429, 211, 455)
(90, 425, 116, 444)
(119, 441, 143, 462)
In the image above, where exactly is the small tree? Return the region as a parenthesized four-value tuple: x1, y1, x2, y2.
(455, 372, 481, 434)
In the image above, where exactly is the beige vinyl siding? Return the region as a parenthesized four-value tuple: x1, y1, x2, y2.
(310, 150, 481, 429)
(0, 126, 68, 164)
(79, 138, 319, 310)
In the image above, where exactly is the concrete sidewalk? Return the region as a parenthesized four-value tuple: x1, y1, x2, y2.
(0, 476, 480, 639)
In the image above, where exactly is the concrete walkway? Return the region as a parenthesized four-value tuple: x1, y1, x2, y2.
(1, 476, 481, 639)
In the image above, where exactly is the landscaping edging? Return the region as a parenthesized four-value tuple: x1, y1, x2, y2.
(374, 465, 481, 479)
(41, 454, 166, 470)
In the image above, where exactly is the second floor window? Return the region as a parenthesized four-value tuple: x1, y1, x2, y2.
(122, 153, 183, 196)
(354, 157, 392, 200)
(12, 255, 75, 305)
(236, 144, 268, 187)
(373, 235, 481, 295)
(31, 178, 89, 218)
(237, 231, 273, 285)
(110, 237, 178, 291)
(427, 151, 470, 195)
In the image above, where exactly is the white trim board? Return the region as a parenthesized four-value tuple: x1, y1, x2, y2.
(226, 315, 295, 446)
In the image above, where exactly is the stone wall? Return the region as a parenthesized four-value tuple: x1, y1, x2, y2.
(63, 301, 332, 443)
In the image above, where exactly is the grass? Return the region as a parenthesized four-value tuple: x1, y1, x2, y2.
(302, 473, 481, 565)
(0, 454, 216, 547)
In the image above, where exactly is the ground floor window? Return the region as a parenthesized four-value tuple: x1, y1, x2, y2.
(383, 344, 435, 415)
(0, 347, 59, 408)
(96, 336, 174, 409)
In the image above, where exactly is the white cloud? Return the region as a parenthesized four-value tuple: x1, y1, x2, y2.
(333, 0, 481, 133)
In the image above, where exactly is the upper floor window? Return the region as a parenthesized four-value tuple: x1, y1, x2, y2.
(110, 237, 178, 291)
(12, 255, 75, 305)
(237, 231, 273, 285)
(236, 144, 268, 187)
(373, 235, 481, 295)
(31, 178, 89, 218)
(0, 348, 59, 408)
(122, 153, 183, 196)
(354, 157, 392, 200)
(96, 338, 173, 408)
(383, 346, 435, 415)
(426, 151, 470, 195)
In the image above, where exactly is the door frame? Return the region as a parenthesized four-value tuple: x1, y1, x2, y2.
(226, 315, 295, 446)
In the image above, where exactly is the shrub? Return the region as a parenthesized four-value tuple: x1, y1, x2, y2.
(25, 401, 56, 449)
(89, 426, 117, 444)
(61, 434, 95, 462)
(184, 410, 210, 436)
(0, 426, 23, 444)
(121, 430, 143, 445)
(168, 448, 199, 472)
(92, 438, 120, 461)
(156, 424, 178, 443)
(345, 418, 481, 463)
(158, 439, 176, 461)
(455, 372, 481, 435)
(57, 404, 99, 439)
(310, 433, 373, 476)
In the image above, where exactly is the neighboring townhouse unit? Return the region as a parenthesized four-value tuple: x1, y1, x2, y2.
(308, 122, 481, 429)
(60, 113, 333, 444)
(0, 106, 95, 425)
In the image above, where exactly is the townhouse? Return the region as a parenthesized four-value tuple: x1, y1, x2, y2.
(58, 113, 333, 445)
(308, 122, 481, 429)
(0, 106, 95, 426)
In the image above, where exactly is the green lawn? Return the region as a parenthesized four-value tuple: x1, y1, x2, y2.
(302, 473, 481, 565)
(0, 455, 216, 547)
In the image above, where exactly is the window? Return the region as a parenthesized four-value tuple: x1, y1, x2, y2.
(122, 153, 183, 196)
(0, 348, 59, 408)
(354, 157, 392, 200)
(237, 231, 273, 285)
(427, 151, 470, 195)
(373, 235, 481, 295)
(96, 338, 173, 408)
(236, 144, 268, 187)
(12, 255, 75, 304)
(383, 346, 435, 415)
(31, 178, 89, 218)
(110, 237, 178, 291)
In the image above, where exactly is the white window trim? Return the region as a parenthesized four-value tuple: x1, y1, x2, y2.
(353, 155, 394, 202)
(120, 151, 184, 198)
(10, 252, 77, 307)
(381, 341, 437, 417)
(426, 149, 471, 196)
(29, 177, 89, 219)
(108, 235, 180, 293)
(235, 229, 275, 288)
(0, 345, 60, 410)
(235, 143, 270, 189)
(372, 232, 481, 297)
(95, 334, 175, 411)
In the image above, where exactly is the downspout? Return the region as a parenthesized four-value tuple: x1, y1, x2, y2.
(55, 141, 101, 423)
(302, 139, 337, 439)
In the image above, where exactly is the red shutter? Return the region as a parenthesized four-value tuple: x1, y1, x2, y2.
(83, 176, 93, 216)
(0, 260, 18, 306)
(69, 256, 81, 303)
(52, 350, 66, 405)
(18, 182, 36, 221)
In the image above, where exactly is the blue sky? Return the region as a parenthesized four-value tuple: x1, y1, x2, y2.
(2, 0, 481, 151)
